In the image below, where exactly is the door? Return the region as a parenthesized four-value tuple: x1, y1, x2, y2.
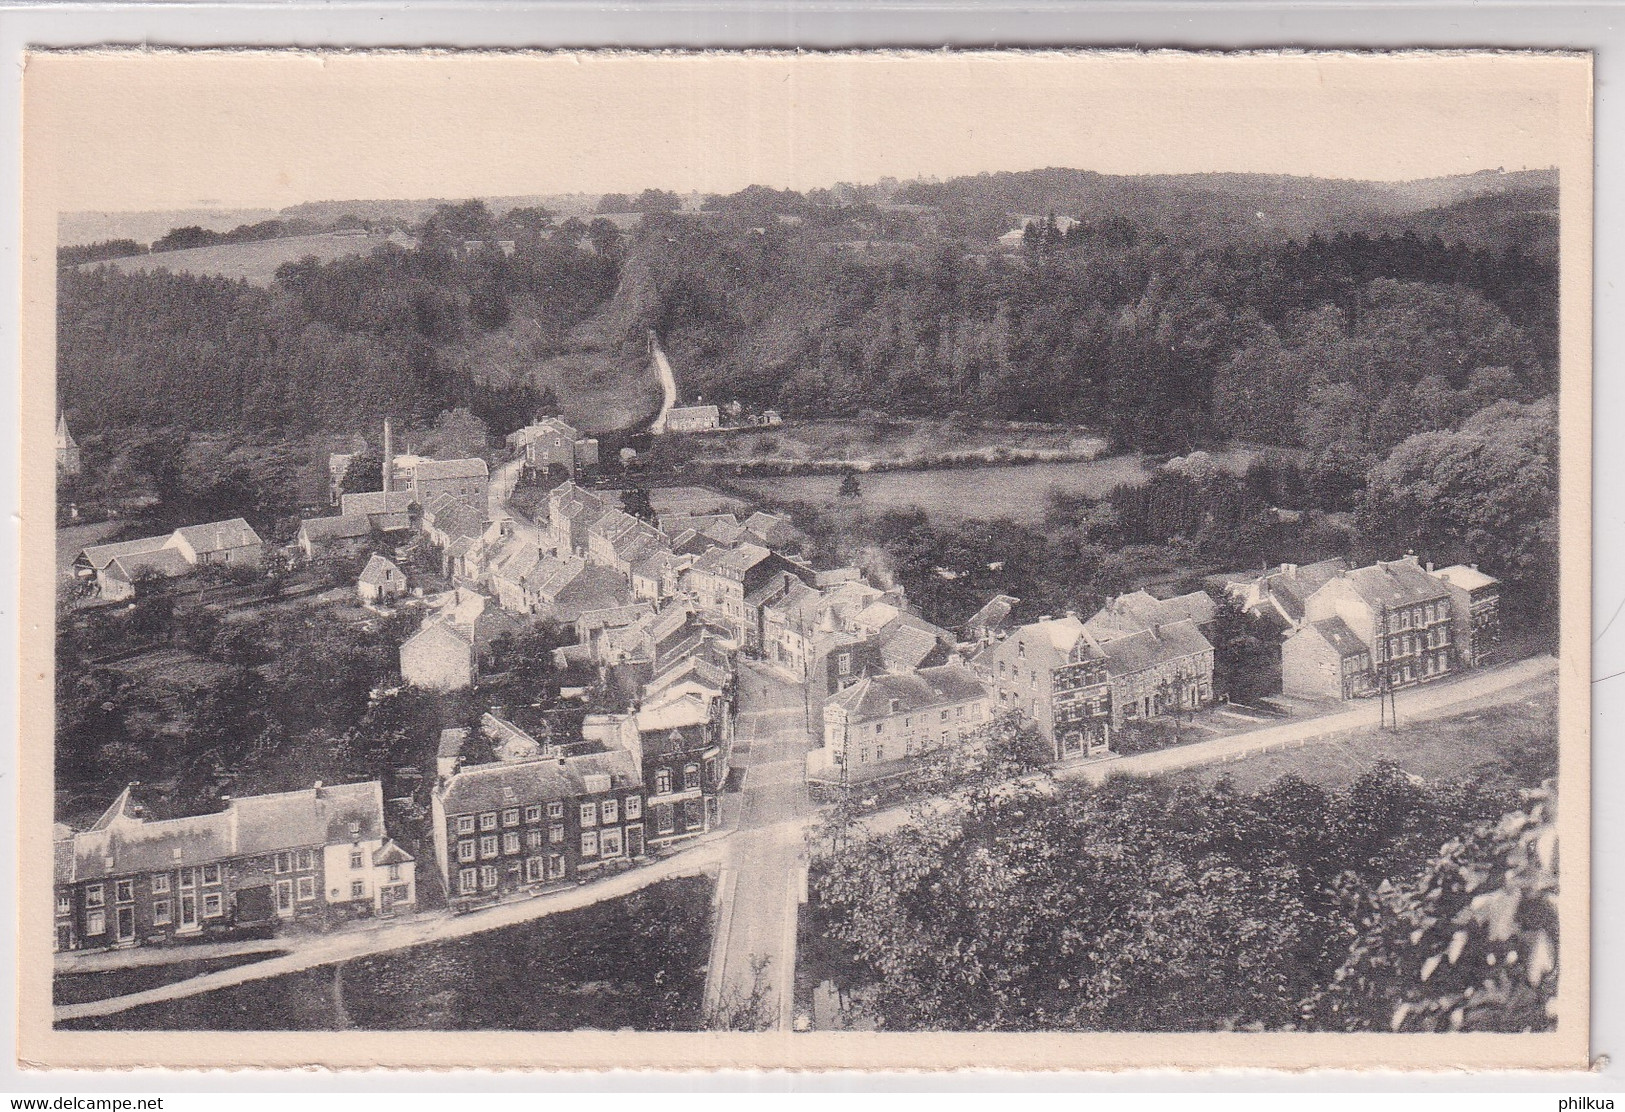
(116, 906, 135, 943)
(275, 879, 294, 917)
(626, 824, 645, 857)
(179, 894, 198, 930)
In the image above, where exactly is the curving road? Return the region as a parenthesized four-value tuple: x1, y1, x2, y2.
(647, 332, 678, 435)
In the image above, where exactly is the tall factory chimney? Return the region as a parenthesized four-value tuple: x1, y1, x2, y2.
(382, 417, 394, 494)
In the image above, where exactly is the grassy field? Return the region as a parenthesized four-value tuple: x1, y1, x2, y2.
(733, 448, 1263, 524)
(77, 231, 408, 287)
(58, 875, 716, 1031)
(684, 417, 1109, 470)
(54, 951, 286, 1006)
(1171, 678, 1558, 794)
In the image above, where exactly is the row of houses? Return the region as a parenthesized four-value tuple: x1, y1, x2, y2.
(1220, 554, 1501, 701)
(54, 781, 415, 953)
(73, 518, 265, 601)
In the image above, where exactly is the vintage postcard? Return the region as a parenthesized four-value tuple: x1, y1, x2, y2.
(16, 48, 1592, 1071)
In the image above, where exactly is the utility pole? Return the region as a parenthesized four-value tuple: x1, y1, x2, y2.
(1378, 602, 1398, 731)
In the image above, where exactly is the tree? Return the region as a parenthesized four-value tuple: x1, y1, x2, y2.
(838, 473, 862, 499)
(1208, 592, 1275, 704)
(339, 445, 385, 498)
(620, 486, 655, 523)
(1359, 397, 1557, 606)
(417, 408, 490, 459)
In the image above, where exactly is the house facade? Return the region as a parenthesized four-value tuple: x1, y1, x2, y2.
(1282, 555, 1491, 701)
(75, 518, 264, 600)
(411, 457, 490, 509)
(811, 664, 991, 783)
(358, 554, 407, 603)
(54, 781, 414, 952)
(431, 746, 646, 912)
(1096, 619, 1216, 728)
(508, 416, 599, 478)
(972, 615, 1114, 760)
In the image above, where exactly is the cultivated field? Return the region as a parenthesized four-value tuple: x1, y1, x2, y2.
(76, 231, 409, 287)
(734, 447, 1263, 524)
(684, 417, 1110, 470)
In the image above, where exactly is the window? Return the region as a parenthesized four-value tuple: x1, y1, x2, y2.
(456, 816, 476, 835)
(85, 884, 104, 909)
(1017, 642, 1025, 658)
(480, 812, 498, 831)
(625, 795, 642, 820)
(56, 892, 71, 915)
(86, 910, 105, 936)
(503, 808, 520, 827)
(298, 876, 316, 901)
(458, 840, 477, 863)
(525, 805, 542, 823)
(547, 802, 564, 820)
(875, 723, 884, 735)
(150, 873, 170, 894)
(388, 864, 400, 882)
(549, 823, 565, 844)
(525, 857, 544, 883)
(600, 828, 623, 857)
(956, 705, 965, 718)
(602, 799, 618, 824)
(459, 868, 478, 894)
(548, 854, 565, 879)
(115, 880, 134, 903)
(859, 746, 870, 764)
(350, 880, 365, 900)
(940, 710, 950, 722)
(503, 831, 520, 854)
(152, 899, 172, 926)
(480, 835, 498, 859)
(202, 892, 224, 919)
(684, 764, 700, 790)
(655, 768, 673, 794)
(580, 802, 598, 827)
(526, 829, 543, 850)
(347, 819, 361, 839)
(350, 850, 364, 869)
(874, 744, 885, 762)
(581, 831, 600, 857)
(655, 803, 676, 834)
(274, 853, 292, 875)
(683, 798, 703, 829)
(479, 866, 497, 889)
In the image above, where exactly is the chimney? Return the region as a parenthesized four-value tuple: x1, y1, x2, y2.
(383, 418, 394, 494)
(1470, 563, 1479, 572)
(1282, 563, 1298, 579)
(1153, 623, 1162, 639)
(313, 780, 324, 797)
(1426, 561, 1435, 574)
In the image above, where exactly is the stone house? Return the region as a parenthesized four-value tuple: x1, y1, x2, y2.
(810, 664, 991, 784)
(357, 553, 407, 603)
(972, 615, 1114, 760)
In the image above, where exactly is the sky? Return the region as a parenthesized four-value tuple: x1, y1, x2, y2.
(24, 50, 1586, 213)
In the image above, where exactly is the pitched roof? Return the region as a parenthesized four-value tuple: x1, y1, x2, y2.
(106, 546, 194, 582)
(359, 553, 403, 586)
(826, 664, 987, 722)
(173, 518, 261, 554)
(79, 533, 171, 571)
(1250, 558, 1350, 621)
(437, 748, 640, 816)
(1096, 619, 1213, 677)
(1433, 564, 1499, 592)
(61, 781, 390, 884)
(1085, 590, 1217, 642)
(1341, 558, 1452, 612)
(871, 619, 946, 672)
(414, 457, 489, 482)
(693, 542, 771, 579)
(742, 511, 798, 547)
(1306, 616, 1368, 657)
(965, 594, 1021, 634)
(340, 490, 416, 516)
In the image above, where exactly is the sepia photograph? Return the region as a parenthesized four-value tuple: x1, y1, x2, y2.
(15, 48, 1593, 1071)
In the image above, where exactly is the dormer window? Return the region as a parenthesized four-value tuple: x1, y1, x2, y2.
(348, 820, 362, 839)
(1017, 642, 1025, 659)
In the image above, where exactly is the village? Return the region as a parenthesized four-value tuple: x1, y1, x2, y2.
(49, 370, 1526, 1029)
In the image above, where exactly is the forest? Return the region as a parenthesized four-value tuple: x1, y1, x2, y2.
(809, 765, 1558, 1033)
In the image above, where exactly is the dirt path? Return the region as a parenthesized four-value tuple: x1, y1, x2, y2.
(647, 332, 678, 435)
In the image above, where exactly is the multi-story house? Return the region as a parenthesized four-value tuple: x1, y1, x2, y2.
(546, 481, 614, 558)
(633, 692, 728, 844)
(1283, 555, 1486, 700)
(1095, 619, 1215, 727)
(810, 664, 991, 784)
(1433, 564, 1502, 667)
(586, 509, 666, 581)
(411, 457, 489, 510)
(506, 416, 599, 478)
(53, 781, 414, 952)
(685, 543, 814, 646)
(431, 743, 646, 911)
(972, 614, 1114, 760)
(1084, 590, 1217, 643)
(399, 590, 525, 691)
(1223, 558, 1350, 634)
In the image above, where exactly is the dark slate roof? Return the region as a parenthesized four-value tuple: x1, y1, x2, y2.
(1097, 619, 1213, 677)
(341, 490, 416, 516)
(437, 748, 639, 816)
(1085, 590, 1217, 642)
(107, 547, 194, 582)
(414, 457, 489, 481)
(826, 664, 988, 722)
(965, 594, 1021, 634)
(359, 554, 403, 586)
(79, 534, 171, 570)
(1343, 558, 1452, 611)
(1255, 557, 1349, 621)
(1309, 616, 1368, 657)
